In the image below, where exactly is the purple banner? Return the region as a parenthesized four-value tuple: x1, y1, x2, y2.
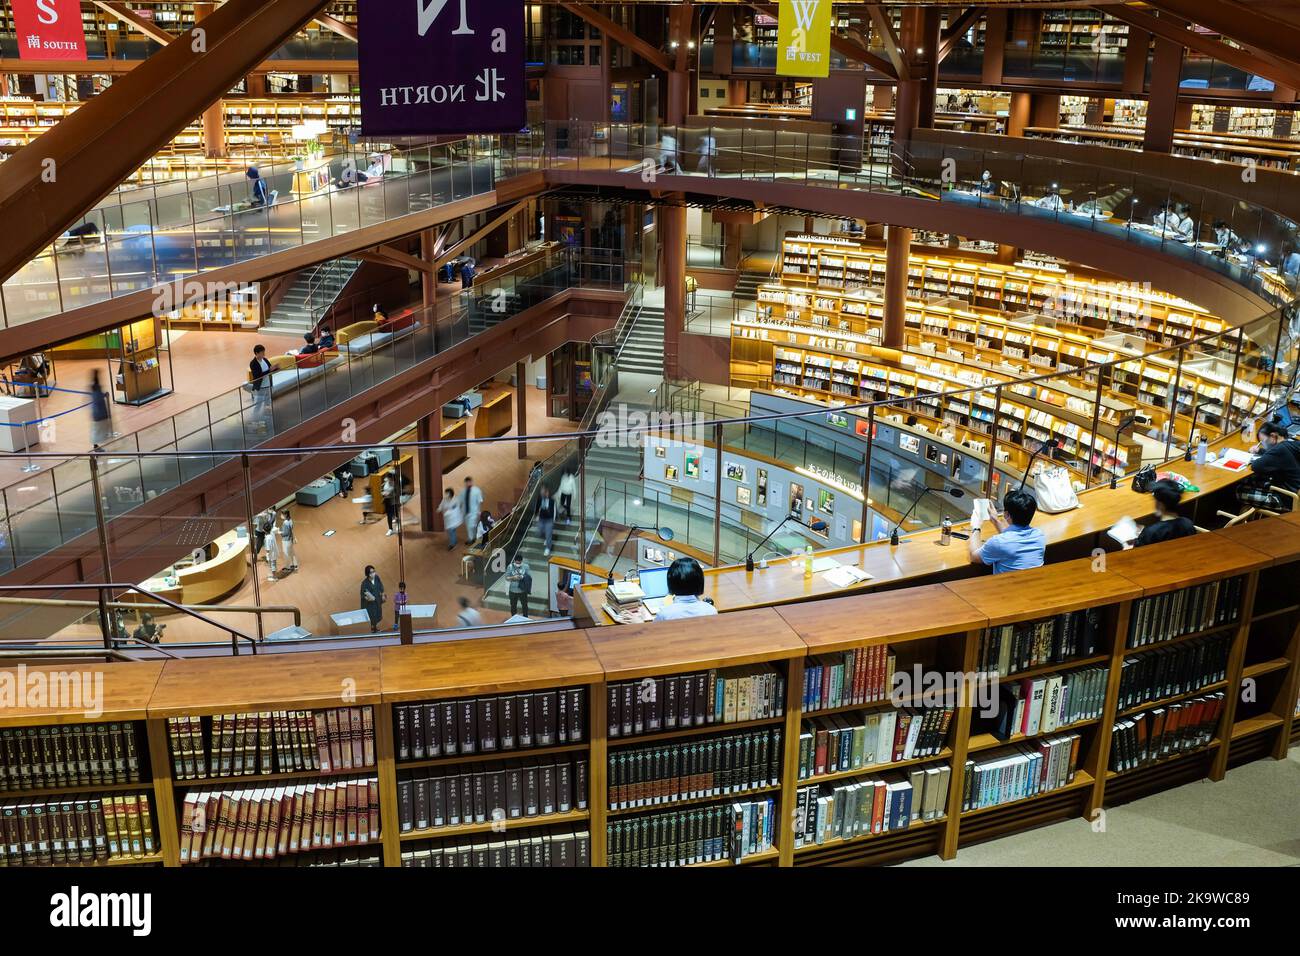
(359, 0, 525, 136)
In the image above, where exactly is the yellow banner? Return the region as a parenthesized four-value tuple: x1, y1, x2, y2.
(777, 0, 832, 78)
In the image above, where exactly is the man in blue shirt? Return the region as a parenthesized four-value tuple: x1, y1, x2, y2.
(967, 489, 1046, 574)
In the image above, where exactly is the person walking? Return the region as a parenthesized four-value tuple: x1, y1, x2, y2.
(89, 369, 112, 448)
(474, 509, 496, 547)
(263, 511, 280, 581)
(557, 470, 577, 523)
(506, 555, 532, 617)
(279, 509, 298, 572)
(536, 485, 557, 557)
(438, 488, 464, 550)
(381, 473, 401, 537)
(457, 596, 482, 628)
(360, 565, 385, 633)
(462, 477, 484, 542)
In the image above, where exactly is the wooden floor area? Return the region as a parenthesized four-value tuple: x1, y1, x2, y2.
(53, 382, 571, 644)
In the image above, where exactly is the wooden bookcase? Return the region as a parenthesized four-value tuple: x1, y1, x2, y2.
(2, 518, 1297, 867)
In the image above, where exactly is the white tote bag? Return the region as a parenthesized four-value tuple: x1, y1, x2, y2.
(1033, 465, 1080, 513)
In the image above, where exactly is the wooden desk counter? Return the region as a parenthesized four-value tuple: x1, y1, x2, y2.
(146, 649, 383, 718)
(0, 662, 165, 727)
(1103, 531, 1274, 594)
(132, 529, 248, 609)
(585, 607, 806, 680)
(582, 439, 1251, 624)
(474, 390, 514, 440)
(776, 584, 988, 653)
(945, 553, 1144, 626)
(379, 631, 604, 702)
(1211, 514, 1300, 565)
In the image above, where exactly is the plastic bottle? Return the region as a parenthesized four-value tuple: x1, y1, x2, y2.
(940, 517, 952, 546)
(803, 545, 814, 580)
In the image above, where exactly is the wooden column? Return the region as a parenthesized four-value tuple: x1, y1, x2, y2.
(246, 73, 268, 97)
(981, 8, 1006, 86)
(1007, 91, 1031, 136)
(661, 202, 687, 379)
(420, 228, 437, 315)
(1122, 27, 1151, 94)
(1145, 34, 1185, 153)
(723, 221, 744, 271)
(666, 1, 692, 126)
(516, 360, 529, 460)
(417, 407, 444, 533)
(883, 225, 911, 349)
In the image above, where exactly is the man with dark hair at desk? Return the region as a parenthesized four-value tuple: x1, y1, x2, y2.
(654, 558, 718, 621)
(1249, 422, 1300, 494)
(1127, 479, 1197, 548)
(967, 489, 1046, 574)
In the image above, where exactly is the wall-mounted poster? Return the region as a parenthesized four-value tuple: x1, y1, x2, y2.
(899, 433, 921, 454)
(654, 444, 666, 459)
(855, 418, 876, 439)
(789, 482, 804, 518)
(684, 452, 701, 480)
(359, 0, 525, 135)
(925, 443, 940, 464)
(951, 452, 964, 479)
(757, 469, 768, 507)
(826, 412, 849, 429)
(725, 462, 746, 482)
(818, 489, 835, 515)
(664, 465, 679, 481)
(736, 486, 752, 506)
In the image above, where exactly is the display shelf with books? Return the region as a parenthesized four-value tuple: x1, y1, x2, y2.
(1, 792, 159, 867)
(0, 519, 1293, 868)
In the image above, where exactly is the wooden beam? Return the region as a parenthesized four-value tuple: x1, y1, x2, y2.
(354, 250, 417, 272)
(92, 1, 177, 45)
(434, 199, 532, 269)
(1097, 4, 1300, 93)
(313, 13, 357, 42)
(938, 7, 985, 64)
(830, 31, 899, 78)
(868, 5, 911, 81)
(372, 244, 436, 274)
(559, 2, 672, 72)
(1146, 0, 1300, 70)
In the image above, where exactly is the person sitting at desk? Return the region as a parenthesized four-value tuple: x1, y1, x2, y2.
(1213, 220, 1245, 253)
(967, 489, 1046, 574)
(654, 557, 718, 621)
(298, 331, 320, 356)
(246, 166, 270, 207)
(1172, 203, 1195, 241)
(132, 613, 165, 644)
(977, 170, 995, 195)
(317, 326, 336, 350)
(1151, 203, 1174, 232)
(1282, 245, 1300, 282)
(1033, 187, 1064, 211)
(1126, 479, 1197, 549)
(1249, 422, 1300, 495)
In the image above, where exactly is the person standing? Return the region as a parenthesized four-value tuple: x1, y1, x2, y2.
(462, 477, 484, 541)
(89, 369, 112, 448)
(558, 470, 577, 524)
(536, 485, 557, 557)
(381, 473, 401, 537)
(457, 596, 483, 628)
(360, 565, 385, 633)
(474, 509, 496, 547)
(438, 488, 464, 550)
(248, 344, 272, 431)
(279, 509, 298, 572)
(263, 511, 280, 581)
(393, 581, 409, 619)
(555, 580, 573, 618)
(506, 555, 531, 617)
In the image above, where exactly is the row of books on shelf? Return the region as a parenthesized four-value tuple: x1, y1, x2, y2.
(165, 708, 374, 780)
(798, 706, 952, 779)
(795, 764, 951, 847)
(206, 848, 383, 867)
(395, 688, 585, 761)
(0, 723, 143, 792)
(960, 733, 1082, 811)
(1, 793, 154, 867)
(396, 757, 588, 831)
(1127, 578, 1243, 647)
(606, 665, 786, 739)
(401, 829, 591, 867)
(606, 799, 777, 867)
(608, 728, 781, 809)
(1108, 693, 1226, 773)
(1118, 633, 1230, 711)
(803, 644, 897, 711)
(178, 776, 379, 864)
(978, 608, 1103, 676)
(994, 665, 1110, 740)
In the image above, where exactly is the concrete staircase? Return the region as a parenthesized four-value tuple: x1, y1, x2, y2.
(264, 258, 360, 334)
(617, 305, 665, 376)
(732, 269, 767, 302)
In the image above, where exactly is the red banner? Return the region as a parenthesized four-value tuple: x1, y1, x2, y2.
(12, 0, 88, 61)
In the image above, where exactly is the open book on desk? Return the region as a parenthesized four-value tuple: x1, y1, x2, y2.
(823, 565, 873, 589)
(1107, 515, 1140, 546)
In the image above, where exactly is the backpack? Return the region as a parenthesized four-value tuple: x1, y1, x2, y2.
(519, 572, 533, 595)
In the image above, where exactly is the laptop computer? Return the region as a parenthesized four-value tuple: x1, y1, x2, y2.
(638, 566, 673, 615)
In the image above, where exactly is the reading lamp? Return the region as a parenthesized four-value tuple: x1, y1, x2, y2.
(745, 514, 795, 572)
(1018, 437, 1060, 490)
(890, 487, 965, 547)
(606, 526, 675, 586)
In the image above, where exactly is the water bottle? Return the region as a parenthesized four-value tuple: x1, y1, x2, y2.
(1196, 434, 1208, 466)
(803, 545, 814, 580)
(940, 517, 952, 546)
